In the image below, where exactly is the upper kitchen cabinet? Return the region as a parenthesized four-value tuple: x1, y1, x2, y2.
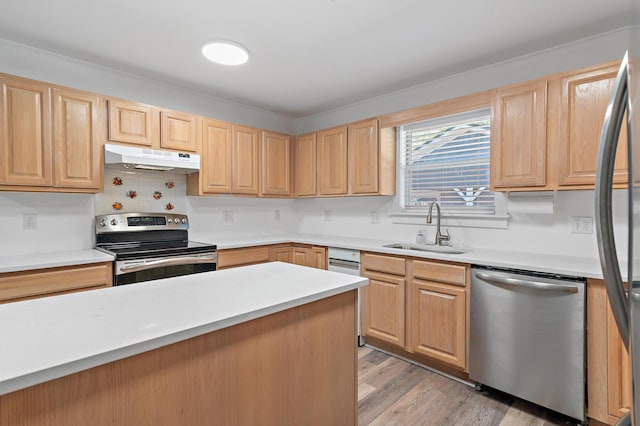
(553, 62, 627, 187)
(0, 76, 52, 187)
(107, 98, 159, 147)
(188, 118, 233, 194)
(294, 132, 317, 196)
(232, 124, 260, 195)
(160, 109, 198, 152)
(52, 88, 102, 189)
(317, 125, 348, 195)
(491, 80, 548, 189)
(348, 119, 379, 194)
(0, 75, 102, 192)
(261, 130, 291, 196)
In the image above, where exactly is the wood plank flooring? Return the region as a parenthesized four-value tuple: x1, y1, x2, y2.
(358, 347, 579, 426)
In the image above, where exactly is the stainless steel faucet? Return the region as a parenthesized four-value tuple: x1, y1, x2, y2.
(426, 201, 450, 246)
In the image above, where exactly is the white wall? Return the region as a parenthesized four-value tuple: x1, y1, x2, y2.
(0, 39, 296, 134)
(295, 191, 629, 259)
(0, 192, 95, 256)
(186, 196, 299, 242)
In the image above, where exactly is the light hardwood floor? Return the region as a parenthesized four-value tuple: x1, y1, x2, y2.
(358, 347, 577, 426)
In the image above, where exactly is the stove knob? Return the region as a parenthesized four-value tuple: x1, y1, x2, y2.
(181, 218, 187, 224)
(110, 219, 118, 226)
(168, 218, 174, 223)
(99, 220, 106, 227)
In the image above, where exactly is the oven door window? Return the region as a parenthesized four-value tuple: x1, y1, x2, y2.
(115, 263, 216, 286)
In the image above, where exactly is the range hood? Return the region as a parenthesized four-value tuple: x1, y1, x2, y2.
(104, 144, 200, 174)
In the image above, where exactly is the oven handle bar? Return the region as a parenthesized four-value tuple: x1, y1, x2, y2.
(119, 254, 218, 273)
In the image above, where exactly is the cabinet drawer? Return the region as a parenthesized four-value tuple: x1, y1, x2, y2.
(217, 246, 270, 269)
(412, 260, 467, 286)
(362, 253, 405, 276)
(0, 263, 112, 303)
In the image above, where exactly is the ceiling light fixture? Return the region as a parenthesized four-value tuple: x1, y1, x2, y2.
(201, 41, 249, 66)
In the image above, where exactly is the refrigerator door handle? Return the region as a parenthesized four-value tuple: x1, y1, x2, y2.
(595, 52, 630, 349)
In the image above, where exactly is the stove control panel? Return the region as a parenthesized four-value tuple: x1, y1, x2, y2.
(95, 213, 189, 234)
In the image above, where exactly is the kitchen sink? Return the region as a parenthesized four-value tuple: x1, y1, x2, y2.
(382, 243, 470, 254)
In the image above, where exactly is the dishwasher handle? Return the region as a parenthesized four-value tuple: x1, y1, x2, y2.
(328, 258, 360, 270)
(474, 272, 579, 294)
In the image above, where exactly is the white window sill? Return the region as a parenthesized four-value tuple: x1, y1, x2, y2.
(390, 211, 510, 229)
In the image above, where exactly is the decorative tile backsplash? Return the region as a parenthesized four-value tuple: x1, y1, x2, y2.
(95, 167, 188, 215)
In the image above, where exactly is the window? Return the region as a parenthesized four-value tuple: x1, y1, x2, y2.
(400, 108, 494, 214)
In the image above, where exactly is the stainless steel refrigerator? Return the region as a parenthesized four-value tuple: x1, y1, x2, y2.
(595, 7, 640, 425)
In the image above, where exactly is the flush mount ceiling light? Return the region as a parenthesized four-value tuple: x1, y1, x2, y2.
(201, 41, 249, 66)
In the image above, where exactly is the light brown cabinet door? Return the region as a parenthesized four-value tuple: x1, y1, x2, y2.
(292, 246, 310, 266)
(491, 80, 547, 188)
(361, 270, 405, 348)
(294, 133, 317, 196)
(0, 262, 112, 303)
(348, 119, 379, 194)
(201, 118, 233, 193)
(310, 246, 327, 269)
(409, 279, 466, 369)
(232, 125, 259, 194)
(361, 253, 406, 348)
(317, 126, 348, 195)
(52, 88, 101, 189)
(0, 77, 52, 186)
(586, 278, 631, 425)
(607, 301, 632, 418)
(261, 131, 291, 196)
(557, 64, 628, 186)
(217, 246, 270, 270)
(107, 99, 158, 147)
(160, 110, 198, 152)
(269, 245, 293, 263)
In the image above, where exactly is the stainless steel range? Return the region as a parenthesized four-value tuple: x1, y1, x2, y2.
(95, 212, 217, 286)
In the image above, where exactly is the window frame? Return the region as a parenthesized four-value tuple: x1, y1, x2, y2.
(399, 108, 494, 215)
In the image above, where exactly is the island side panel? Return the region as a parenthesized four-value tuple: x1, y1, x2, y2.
(0, 290, 358, 426)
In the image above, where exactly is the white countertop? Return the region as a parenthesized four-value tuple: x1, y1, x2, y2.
(0, 234, 607, 279)
(0, 249, 114, 274)
(0, 262, 367, 396)
(215, 234, 606, 279)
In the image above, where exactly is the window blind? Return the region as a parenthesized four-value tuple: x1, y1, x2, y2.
(401, 108, 494, 214)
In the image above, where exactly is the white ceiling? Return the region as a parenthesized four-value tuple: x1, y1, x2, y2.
(0, 0, 632, 117)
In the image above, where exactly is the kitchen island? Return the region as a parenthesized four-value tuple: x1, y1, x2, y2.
(0, 262, 367, 426)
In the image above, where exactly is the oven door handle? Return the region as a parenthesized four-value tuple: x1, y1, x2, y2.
(119, 254, 218, 273)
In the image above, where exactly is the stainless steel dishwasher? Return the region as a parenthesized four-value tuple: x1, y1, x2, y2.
(469, 266, 586, 422)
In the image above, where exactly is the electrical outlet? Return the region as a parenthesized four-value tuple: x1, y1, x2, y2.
(274, 210, 280, 221)
(223, 211, 234, 222)
(323, 210, 332, 222)
(571, 216, 593, 234)
(23, 213, 37, 230)
(370, 211, 379, 224)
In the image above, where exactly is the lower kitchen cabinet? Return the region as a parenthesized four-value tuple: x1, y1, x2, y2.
(587, 278, 632, 425)
(268, 244, 327, 270)
(0, 262, 112, 303)
(361, 253, 469, 372)
(361, 253, 406, 348)
(217, 246, 270, 270)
